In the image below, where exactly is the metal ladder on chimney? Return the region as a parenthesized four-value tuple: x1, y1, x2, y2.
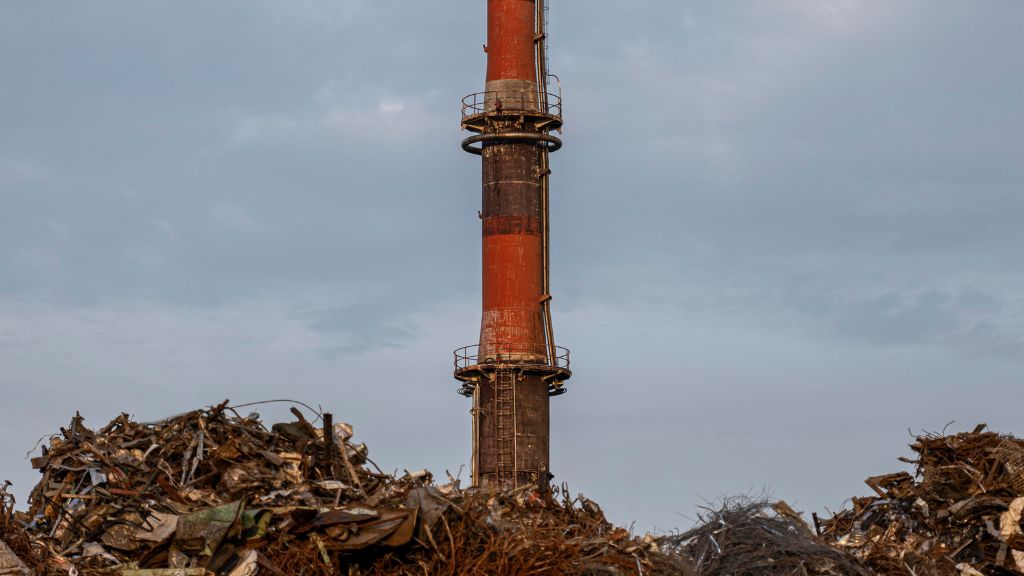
(493, 369, 517, 483)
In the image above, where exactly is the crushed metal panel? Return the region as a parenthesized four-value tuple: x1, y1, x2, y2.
(135, 512, 179, 544)
(174, 501, 243, 556)
(0, 540, 33, 576)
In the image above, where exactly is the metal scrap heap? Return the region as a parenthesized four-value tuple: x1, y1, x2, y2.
(5, 406, 1024, 576)
(0, 402, 691, 576)
(663, 498, 871, 576)
(819, 425, 1024, 576)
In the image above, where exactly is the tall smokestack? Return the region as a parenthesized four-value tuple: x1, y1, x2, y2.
(454, 0, 571, 489)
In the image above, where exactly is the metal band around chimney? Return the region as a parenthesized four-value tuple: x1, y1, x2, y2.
(461, 131, 562, 155)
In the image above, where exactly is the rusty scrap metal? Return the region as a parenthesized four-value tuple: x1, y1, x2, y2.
(8, 406, 1024, 576)
(0, 402, 690, 576)
(820, 425, 1024, 576)
(663, 497, 871, 576)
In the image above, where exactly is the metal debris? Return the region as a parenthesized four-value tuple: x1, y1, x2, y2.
(0, 540, 34, 576)
(6, 407, 1024, 575)
(819, 425, 1024, 576)
(0, 401, 690, 576)
(662, 497, 870, 576)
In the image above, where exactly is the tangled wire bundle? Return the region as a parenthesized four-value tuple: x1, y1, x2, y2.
(662, 498, 869, 576)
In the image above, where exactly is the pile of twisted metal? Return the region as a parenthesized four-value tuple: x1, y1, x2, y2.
(817, 425, 1024, 576)
(2, 403, 1023, 576)
(0, 402, 689, 576)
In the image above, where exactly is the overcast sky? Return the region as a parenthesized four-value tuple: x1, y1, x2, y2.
(2, 0, 1023, 532)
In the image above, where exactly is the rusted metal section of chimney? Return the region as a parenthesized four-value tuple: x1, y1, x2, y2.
(454, 0, 571, 490)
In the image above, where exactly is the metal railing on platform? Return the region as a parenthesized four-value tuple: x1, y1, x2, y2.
(453, 344, 571, 371)
(461, 91, 562, 121)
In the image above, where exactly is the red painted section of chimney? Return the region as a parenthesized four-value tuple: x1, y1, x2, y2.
(479, 0, 546, 362)
(481, 229, 546, 358)
(487, 0, 537, 83)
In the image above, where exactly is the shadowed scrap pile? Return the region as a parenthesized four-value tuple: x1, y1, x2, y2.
(0, 402, 690, 576)
(661, 498, 870, 576)
(819, 425, 1024, 576)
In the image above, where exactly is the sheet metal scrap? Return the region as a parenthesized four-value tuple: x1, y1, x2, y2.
(0, 540, 34, 576)
(819, 425, 1024, 576)
(660, 497, 870, 576)
(0, 402, 693, 576)
(1, 483, 35, 576)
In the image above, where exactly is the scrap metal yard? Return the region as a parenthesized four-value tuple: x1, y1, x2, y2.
(3, 404, 1024, 575)
(2, 1, 1022, 575)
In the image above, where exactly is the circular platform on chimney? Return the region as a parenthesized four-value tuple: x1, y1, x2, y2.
(453, 344, 571, 397)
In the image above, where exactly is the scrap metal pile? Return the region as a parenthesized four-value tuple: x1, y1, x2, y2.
(819, 425, 1024, 576)
(663, 498, 870, 576)
(4, 404, 1024, 576)
(0, 401, 691, 576)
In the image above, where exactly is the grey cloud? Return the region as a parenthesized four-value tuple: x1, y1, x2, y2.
(306, 300, 423, 355)
(0, 0, 480, 307)
(835, 290, 971, 346)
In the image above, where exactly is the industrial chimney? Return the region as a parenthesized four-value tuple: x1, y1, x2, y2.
(453, 0, 571, 490)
